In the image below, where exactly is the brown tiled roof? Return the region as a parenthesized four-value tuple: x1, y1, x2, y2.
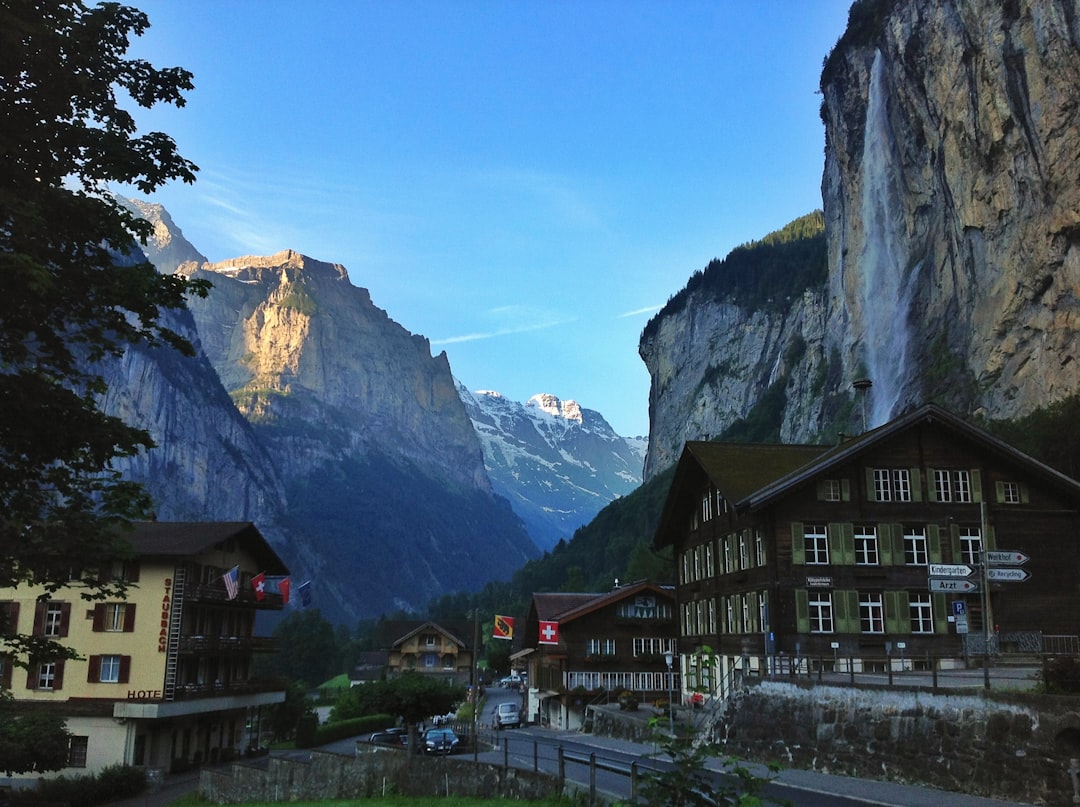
(126, 521, 288, 574)
(532, 580, 674, 625)
(685, 441, 829, 503)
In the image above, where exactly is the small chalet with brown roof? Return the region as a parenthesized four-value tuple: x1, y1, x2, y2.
(654, 403, 1080, 702)
(382, 620, 476, 685)
(520, 580, 677, 730)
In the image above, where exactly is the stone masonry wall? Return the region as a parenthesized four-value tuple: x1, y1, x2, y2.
(719, 681, 1080, 806)
(200, 749, 561, 805)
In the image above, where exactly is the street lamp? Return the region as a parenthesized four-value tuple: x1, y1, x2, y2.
(663, 649, 674, 735)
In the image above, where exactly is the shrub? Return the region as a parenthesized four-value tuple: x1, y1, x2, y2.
(29, 764, 146, 807)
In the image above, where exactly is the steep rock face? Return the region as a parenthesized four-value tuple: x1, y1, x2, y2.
(459, 385, 646, 550)
(164, 250, 538, 618)
(821, 0, 1080, 426)
(641, 0, 1080, 480)
(116, 196, 207, 273)
(178, 251, 491, 493)
(97, 308, 288, 530)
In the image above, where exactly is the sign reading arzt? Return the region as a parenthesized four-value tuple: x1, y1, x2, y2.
(929, 578, 980, 593)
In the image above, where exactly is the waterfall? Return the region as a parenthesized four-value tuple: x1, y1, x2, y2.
(858, 50, 915, 428)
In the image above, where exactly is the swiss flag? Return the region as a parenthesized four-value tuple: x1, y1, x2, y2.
(252, 572, 266, 601)
(538, 620, 559, 645)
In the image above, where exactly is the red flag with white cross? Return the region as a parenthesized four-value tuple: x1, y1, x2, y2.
(538, 620, 559, 645)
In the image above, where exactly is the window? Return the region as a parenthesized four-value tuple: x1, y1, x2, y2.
(633, 637, 674, 657)
(68, 736, 88, 768)
(738, 532, 749, 569)
(1001, 481, 1022, 504)
(92, 602, 135, 632)
(38, 662, 57, 690)
(704, 543, 715, 577)
(105, 603, 125, 632)
(725, 598, 736, 634)
(859, 593, 884, 633)
(701, 491, 713, 522)
(804, 524, 829, 565)
(616, 597, 670, 620)
(873, 468, 911, 502)
(823, 479, 842, 501)
(934, 469, 972, 503)
(958, 527, 981, 565)
(44, 602, 64, 636)
(723, 537, 733, 573)
(754, 530, 765, 566)
(100, 655, 122, 683)
(854, 526, 879, 565)
(586, 639, 614, 656)
(420, 653, 437, 668)
(0, 655, 10, 690)
(904, 527, 928, 566)
(910, 594, 934, 634)
(808, 593, 834, 633)
(425, 634, 437, 647)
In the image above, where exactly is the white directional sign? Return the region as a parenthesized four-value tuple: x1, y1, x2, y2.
(987, 567, 1031, 582)
(986, 550, 1030, 565)
(929, 578, 980, 593)
(928, 563, 974, 577)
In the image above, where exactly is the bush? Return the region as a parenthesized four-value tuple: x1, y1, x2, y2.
(1041, 655, 1080, 694)
(28, 764, 146, 807)
(295, 714, 319, 748)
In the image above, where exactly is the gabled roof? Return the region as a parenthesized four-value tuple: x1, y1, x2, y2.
(654, 441, 827, 549)
(388, 620, 469, 650)
(126, 521, 288, 574)
(655, 403, 1080, 550)
(532, 580, 675, 626)
(746, 403, 1080, 509)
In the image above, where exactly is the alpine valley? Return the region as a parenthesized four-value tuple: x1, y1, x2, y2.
(103, 198, 644, 621)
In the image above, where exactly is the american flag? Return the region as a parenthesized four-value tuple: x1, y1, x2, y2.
(223, 566, 239, 600)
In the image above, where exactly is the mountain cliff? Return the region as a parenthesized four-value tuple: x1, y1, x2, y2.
(641, 0, 1080, 480)
(100, 217, 540, 619)
(458, 385, 646, 551)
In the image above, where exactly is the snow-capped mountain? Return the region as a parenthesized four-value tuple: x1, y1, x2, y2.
(458, 384, 646, 551)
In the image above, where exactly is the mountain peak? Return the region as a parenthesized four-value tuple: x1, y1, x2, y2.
(527, 393, 583, 423)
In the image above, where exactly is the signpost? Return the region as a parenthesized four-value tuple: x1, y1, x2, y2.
(929, 578, 980, 593)
(952, 601, 969, 634)
(928, 563, 974, 578)
(987, 567, 1031, 582)
(985, 550, 1030, 565)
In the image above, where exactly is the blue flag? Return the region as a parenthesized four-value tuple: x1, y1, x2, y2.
(297, 580, 312, 607)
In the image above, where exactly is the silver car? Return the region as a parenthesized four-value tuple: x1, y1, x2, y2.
(494, 702, 520, 729)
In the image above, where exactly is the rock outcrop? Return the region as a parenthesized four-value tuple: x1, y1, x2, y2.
(641, 0, 1080, 480)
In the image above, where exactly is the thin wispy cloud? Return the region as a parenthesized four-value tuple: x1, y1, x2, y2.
(618, 305, 662, 319)
(432, 306, 575, 346)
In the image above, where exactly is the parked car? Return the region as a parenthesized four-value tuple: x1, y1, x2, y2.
(368, 728, 406, 746)
(423, 727, 460, 755)
(499, 674, 522, 689)
(494, 701, 520, 729)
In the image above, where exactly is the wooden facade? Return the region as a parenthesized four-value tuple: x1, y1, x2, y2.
(520, 581, 678, 731)
(655, 404, 1080, 695)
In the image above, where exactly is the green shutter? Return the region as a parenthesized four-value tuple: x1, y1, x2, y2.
(865, 468, 877, 501)
(748, 591, 759, 632)
(910, 468, 922, 502)
(950, 523, 961, 561)
(841, 523, 855, 565)
(986, 525, 997, 550)
(841, 479, 851, 501)
(995, 480, 1005, 503)
(795, 590, 809, 632)
(971, 468, 983, 502)
(926, 468, 938, 502)
(838, 590, 859, 633)
(1020, 484, 1030, 504)
(928, 524, 942, 563)
(828, 523, 844, 566)
(933, 594, 948, 634)
(791, 522, 805, 565)
(816, 480, 826, 500)
(878, 523, 894, 565)
(885, 590, 907, 635)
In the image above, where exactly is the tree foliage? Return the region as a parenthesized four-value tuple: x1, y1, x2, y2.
(0, 0, 208, 670)
(642, 212, 826, 341)
(0, 690, 72, 775)
(331, 673, 464, 727)
(255, 608, 341, 687)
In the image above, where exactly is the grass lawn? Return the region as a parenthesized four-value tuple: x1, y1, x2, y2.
(166, 797, 575, 807)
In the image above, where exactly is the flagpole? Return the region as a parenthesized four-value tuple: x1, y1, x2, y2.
(472, 609, 479, 763)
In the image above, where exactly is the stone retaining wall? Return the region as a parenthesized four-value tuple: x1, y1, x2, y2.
(200, 750, 561, 804)
(714, 681, 1080, 805)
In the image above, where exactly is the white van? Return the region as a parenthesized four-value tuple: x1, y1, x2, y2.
(494, 702, 520, 729)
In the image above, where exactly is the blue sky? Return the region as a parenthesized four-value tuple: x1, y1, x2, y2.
(128, 1, 852, 438)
